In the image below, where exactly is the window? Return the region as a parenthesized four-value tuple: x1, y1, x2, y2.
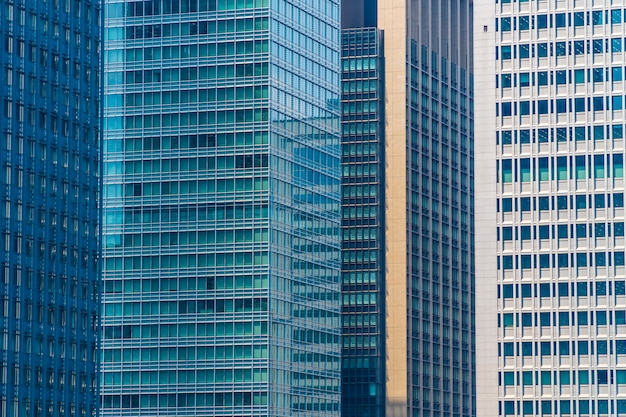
(500, 17, 511, 31)
(501, 284, 514, 298)
(537, 15, 548, 28)
(614, 155, 624, 177)
(593, 68, 604, 83)
(593, 10, 603, 25)
(574, 40, 585, 55)
(520, 198, 531, 211)
(573, 12, 585, 26)
(501, 160, 513, 182)
(500, 46, 511, 60)
(574, 69, 585, 83)
(519, 16, 529, 30)
(612, 9, 623, 24)
(501, 102, 512, 116)
(537, 71, 548, 86)
(537, 100, 548, 114)
(593, 39, 604, 54)
(537, 43, 548, 57)
(519, 45, 529, 59)
(501, 74, 511, 88)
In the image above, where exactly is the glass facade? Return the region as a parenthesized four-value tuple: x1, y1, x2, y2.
(406, 39, 475, 417)
(342, 1, 475, 416)
(0, 0, 101, 416)
(341, 27, 385, 417)
(476, 0, 626, 416)
(102, 1, 342, 416)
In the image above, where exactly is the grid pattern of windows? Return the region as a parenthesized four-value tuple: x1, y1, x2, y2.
(407, 40, 475, 417)
(0, 0, 101, 416)
(341, 27, 385, 417)
(488, 0, 626, 415)
(102, 1, 342, 416)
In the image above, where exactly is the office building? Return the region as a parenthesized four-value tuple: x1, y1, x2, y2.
(101, 1, 342, 416)
(341, 24, 385, 417)
(0, 0, 101, 416)
(476, 0, 626, 415)
(341, 1, 475, 416)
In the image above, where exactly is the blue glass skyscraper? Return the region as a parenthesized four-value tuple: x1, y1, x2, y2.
(0, 0, 101, 416)
(102, 1, 342, 416)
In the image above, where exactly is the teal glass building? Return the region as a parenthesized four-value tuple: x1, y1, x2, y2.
(0, 0, 101, 416)
(102, 1, 342, 416)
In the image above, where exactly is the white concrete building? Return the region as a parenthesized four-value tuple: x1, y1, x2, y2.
(476, 0, 626, 416)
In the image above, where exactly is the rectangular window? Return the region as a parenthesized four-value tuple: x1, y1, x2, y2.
(574, 69, 585, 83)
(614, 154, 624, 177)
(595, 155, 605, 178)
(573, 12, 585, 26)
(575, 155, 586, 179)
(501, 160, 513, 182)
(500, 45, 511, 60)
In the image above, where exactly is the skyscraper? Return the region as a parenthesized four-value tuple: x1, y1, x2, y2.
(341, 1, 475, 416)
(101, 1, 342, 416)
(0, 0, 101, 416)
(341, 23, 385, 417)
(476, 1, 626, 415)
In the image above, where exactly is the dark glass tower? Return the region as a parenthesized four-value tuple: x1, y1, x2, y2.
(0, 0, 101, 416)
(341, 1, 475, 416)
(341, 26, 385, 417)
(101, 1, 342, 416)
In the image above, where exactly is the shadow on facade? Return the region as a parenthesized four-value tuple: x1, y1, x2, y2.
(386, 399, 408, 417)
